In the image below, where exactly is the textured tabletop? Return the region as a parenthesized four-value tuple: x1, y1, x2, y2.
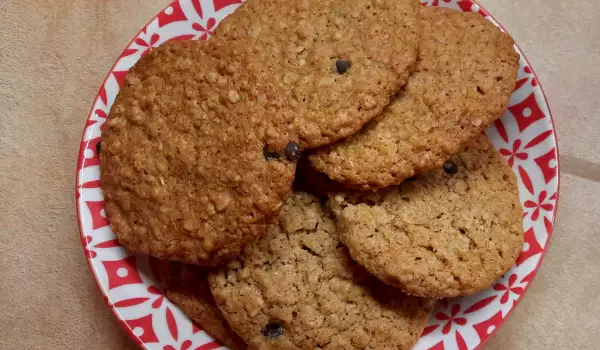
(0, 0, 598, 349)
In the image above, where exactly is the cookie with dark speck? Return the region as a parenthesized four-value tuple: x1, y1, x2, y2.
(100, 40, 296, 266)
(331, 135, 524, 298)
(209, 192, 434, 349)
(153, 259, 246, 350)
(310, 7, 519, 189)
(213, 0, 422, 148)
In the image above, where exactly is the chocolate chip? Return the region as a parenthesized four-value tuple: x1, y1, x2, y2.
(285, 142, 301, 162)
(263, 146, 281, 160)
(261, 322, 284, 338)
(443, 161, 458, 174)
(96, 141, 101, 155)
(335, 60, 351, 74)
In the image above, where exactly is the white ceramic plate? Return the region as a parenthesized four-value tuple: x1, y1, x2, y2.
(76, 1, 559, 349)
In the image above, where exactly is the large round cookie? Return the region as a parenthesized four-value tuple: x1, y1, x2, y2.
(212, 0, 421, 148)
(100, 40, 296, 266)
(153, 259, 246, 350)
(331, 135, 524, 298)
(209, 192, 434, 350)
(310, 7, 519, 189)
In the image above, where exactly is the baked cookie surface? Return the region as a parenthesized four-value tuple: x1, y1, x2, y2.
(310, 7, 519, 189)
(153, 259, 246, 350)
(209, 192, 434, 350)
(332, 135, 524, 298)
(214, 0, 422, 148)
(100, 40, 296, 266)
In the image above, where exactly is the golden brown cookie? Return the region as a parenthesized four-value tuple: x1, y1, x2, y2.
(331, 135, 524, 298)
(153, 259, 246, 350)
(213, 0, 422, 148)
(209, 193, 434, 349)
(310, 7, 519, 189)
(100, 40, 296, 266)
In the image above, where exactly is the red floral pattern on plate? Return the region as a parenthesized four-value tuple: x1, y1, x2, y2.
(76, 1, 559, 349)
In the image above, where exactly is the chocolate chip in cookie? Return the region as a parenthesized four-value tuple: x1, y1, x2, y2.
(284, 142, 301, 162)
(443, 161, 458, 174)
(335, 60, 351, 74)
(261, 322, 284, 338)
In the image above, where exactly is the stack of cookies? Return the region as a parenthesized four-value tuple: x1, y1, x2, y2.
(99, 0, 522, 348)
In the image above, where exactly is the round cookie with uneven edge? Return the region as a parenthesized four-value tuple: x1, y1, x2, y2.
(331, 135, 524, 298)
(209, 192, 434, 350)
(212, 0, 422, 148)
(100, 40, 296, 266)
(310, 7, 519, 190)
(153, 259, 246, 350)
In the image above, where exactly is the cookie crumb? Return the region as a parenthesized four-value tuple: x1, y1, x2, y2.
(228, 90, 240, 103)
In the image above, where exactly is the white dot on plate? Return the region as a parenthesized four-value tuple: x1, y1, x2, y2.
(471, 4, 480, 12)
(487, 325, 496, 334)
(84, 148, 95, 159)
(133, 327, 144, 337)
(523, 242, 530, 252)
(164, 6, 173, 15)
(549, 159, 558, 169)
(522, 108, 532, 117)
(117, 267, 129, 278)
(100, 209, 106, 218)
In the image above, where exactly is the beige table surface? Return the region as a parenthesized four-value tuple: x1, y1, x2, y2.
(1, 0, 599, 349)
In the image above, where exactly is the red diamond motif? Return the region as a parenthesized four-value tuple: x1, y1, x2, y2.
(157, 2, 188, 27)
(516, 227, 544, 266)
(85, 201, 109, 230)
(457, 0, 486, 16)
(102, 256, 143, 290)
(124, 314, 159, 343)
(473, 311, 503, 342)
(509, 93, 546, 132)
(534, 148, 558, 183)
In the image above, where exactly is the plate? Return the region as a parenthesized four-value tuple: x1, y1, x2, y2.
(76, 1, 559, 349)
